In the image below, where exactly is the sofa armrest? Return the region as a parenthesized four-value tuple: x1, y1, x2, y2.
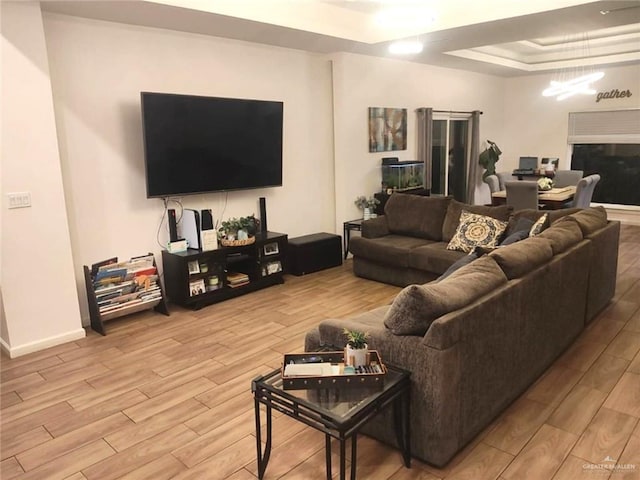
(583, 220, 620, 322)
(362, 216, 389, 238)
(422, 282, 513, 350)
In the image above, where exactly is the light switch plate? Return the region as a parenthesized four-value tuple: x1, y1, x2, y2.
(8, 192, 31, 209)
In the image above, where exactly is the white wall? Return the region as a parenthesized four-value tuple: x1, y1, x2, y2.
(42, 13, 335, 323)
(1, 2, 84, 357)
(331, 52, 506, 227)
(501, 64, 640, 171)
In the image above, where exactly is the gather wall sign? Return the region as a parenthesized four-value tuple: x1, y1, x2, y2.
(596, 88, 633, 102)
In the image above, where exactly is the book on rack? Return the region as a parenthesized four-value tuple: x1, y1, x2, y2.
(92, 255, 159, 288)
(94, 280, 135, 297)
(95, 256, 155, 275)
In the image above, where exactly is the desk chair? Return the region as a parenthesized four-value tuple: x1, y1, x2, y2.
(572, 174, 601, 208)
(505, 181, 539, 211)
(497, 171, 513, 190)
(553, 170, 583, 188)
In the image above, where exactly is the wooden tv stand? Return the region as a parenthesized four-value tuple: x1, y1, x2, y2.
(162, 231, 287, 310)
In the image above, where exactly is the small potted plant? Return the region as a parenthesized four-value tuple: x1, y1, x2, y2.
(219, 215, 259, 245)
(343, 328, 369, 367)
(354, 196, 380, 220)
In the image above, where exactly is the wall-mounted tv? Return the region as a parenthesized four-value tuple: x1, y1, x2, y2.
(141, 92, 283, 198)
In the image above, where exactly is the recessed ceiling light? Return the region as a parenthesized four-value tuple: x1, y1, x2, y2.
(388, 40, 424, 55)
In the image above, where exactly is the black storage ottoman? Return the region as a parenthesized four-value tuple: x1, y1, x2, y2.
(287, 233, 342, 276)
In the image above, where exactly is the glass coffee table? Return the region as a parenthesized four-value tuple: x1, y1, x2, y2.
(251, 362, 411, 480)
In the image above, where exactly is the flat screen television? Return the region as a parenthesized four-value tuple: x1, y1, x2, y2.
(141, 92, 283, 198)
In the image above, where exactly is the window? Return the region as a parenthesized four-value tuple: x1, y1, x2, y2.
(431, 115, 470, 201)
(571, 144, 640, 206)
(568, 109, 640, 208)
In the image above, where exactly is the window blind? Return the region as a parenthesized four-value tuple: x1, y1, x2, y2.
(568, 109, 640, 144)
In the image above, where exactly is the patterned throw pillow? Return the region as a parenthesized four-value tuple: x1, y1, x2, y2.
(446, 210, 508, 253)
(529, 213, 549, 237)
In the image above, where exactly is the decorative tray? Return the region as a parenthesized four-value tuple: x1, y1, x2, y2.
(281, 351, 387, 390)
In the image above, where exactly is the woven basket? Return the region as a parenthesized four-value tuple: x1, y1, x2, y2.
(220, 236, 256, 247)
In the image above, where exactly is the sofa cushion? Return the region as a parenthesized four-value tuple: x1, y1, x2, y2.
(537, 217, 584, 255)
(446, 211, 508, 253)
(548, 208, 582, 224)
(505, 208, 580, 236)
(500, 229, 530, 246)
(409, 242, 467, 275)
(384, 256, 507, 336)
(499, 217, 534, 246)
(436, 251, 479, 281)
(505, 210, 545, 236)
(488, 237, 553, 279)
(442, 200, 512, 242)
(349, 235, 434, 267)
(384, 194, 451, 241)
(569, 206, 608, 236)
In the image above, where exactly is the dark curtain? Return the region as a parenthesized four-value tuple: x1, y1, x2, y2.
(416, 108, 433, 191)
(465, 110, 481, 203)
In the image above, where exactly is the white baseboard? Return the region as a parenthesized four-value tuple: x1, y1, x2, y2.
(0, 328, 86, 358)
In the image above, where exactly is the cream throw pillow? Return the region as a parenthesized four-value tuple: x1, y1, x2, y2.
(446, 210, 508, 254)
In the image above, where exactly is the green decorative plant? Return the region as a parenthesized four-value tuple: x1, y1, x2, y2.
(343, 328, 368, 349)
(219, 214, 259, 238)
(354, 195, 380, 211)
(478, 140, 502, 180)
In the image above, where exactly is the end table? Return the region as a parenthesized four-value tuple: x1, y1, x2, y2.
(343, 219, 364, 260)
(252, 363, 411, 480)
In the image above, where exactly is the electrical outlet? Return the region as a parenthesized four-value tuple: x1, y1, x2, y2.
(7, 192, 31, 209)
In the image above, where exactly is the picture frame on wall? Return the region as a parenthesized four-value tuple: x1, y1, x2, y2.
(368, 107, 407, 152)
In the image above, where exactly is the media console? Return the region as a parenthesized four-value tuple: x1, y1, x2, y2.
(162, 231, 287, 310)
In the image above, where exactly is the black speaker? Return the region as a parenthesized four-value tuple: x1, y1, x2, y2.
(259, 197, 267, 233)
(201, 209, 214, 230)
(168, 209, 179, 242)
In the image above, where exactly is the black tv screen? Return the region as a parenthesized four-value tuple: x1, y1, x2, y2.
(141, 92, 283, 197)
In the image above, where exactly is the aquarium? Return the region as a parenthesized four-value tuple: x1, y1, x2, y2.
(381, 160, 425, 191)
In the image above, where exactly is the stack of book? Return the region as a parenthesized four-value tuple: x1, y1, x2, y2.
(227, 271, 250, 288)
(93, 255, 162, 316)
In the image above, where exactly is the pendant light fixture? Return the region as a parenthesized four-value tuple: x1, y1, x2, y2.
(542, 32, 604, 101)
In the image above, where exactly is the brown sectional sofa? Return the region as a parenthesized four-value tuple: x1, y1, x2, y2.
(305, 199, 620, 467)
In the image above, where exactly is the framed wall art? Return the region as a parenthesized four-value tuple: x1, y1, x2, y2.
(368, 107, 407, 152)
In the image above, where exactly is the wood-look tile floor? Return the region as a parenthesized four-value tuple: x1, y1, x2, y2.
(2, 224, 639, 480)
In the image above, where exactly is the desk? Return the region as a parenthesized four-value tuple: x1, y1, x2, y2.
(252, 363, 411, 480)
(511, 171, 555, 181)
(492, 186, 576, 210)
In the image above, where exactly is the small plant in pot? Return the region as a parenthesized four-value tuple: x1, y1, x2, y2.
(343, 328, 369, 367)
(219, 215, 259, 244)
(354, 196, 380, 220)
